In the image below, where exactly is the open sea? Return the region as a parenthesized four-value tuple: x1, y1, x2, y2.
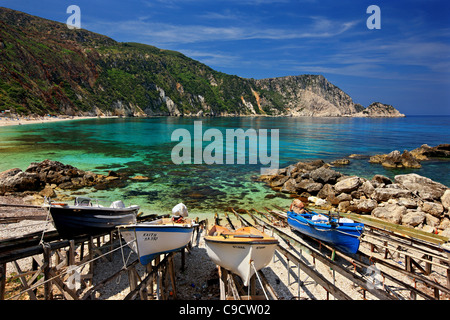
(0, 116, 449, 218)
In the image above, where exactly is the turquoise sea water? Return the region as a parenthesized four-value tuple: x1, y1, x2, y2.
(0, 116, 449, 217)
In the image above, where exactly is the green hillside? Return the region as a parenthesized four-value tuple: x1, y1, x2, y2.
(0, 7, 402, 118)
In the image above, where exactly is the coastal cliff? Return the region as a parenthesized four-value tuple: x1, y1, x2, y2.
(0, 7, 404, 118)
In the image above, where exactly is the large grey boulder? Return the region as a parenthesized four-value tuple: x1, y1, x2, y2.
(372, 203, 406, 224)
(441, 190, 450, 211)
(334, 176, 361, 193)
(309, 167, 342, 184)
(353, 198, 378, 213)
(372, 187, 411, 202)
(395, 173, 448, 201)
(401, 210, 426, 227)
(421, 201, 444, 217)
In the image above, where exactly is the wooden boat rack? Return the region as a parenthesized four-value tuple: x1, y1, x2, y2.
(1, 205, 449, 300)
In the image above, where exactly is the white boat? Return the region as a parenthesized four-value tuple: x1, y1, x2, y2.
(118, 203, 198, 265)
(119, 217, 198, 265)
(204, 225, 278, 286)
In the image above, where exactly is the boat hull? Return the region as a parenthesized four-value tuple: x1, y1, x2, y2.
(205, 237, 277, 286)
(50, 205, 138, 238)
(119, 222, 196, 265)
(287, 211, 364, 254)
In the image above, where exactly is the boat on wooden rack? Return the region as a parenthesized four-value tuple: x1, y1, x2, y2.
(204, 224, 278, 286)
(287, 210, 364, 254)
(118, 203, 198, 265)
(47, 197, 139, 238)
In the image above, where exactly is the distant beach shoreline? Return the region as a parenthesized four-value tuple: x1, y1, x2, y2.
(0, 115, 118, 127)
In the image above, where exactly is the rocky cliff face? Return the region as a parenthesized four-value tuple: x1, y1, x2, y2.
(0, 7, 404, 118)
(254, 75, 401, 117)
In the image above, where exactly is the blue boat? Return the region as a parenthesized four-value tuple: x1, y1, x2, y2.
(287, 211, 364, 254)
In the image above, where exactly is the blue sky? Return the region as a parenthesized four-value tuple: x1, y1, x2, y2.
(2, 0, 450, 115)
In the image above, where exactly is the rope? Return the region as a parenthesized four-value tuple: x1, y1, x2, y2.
(289, 216, 363, 238)
(118, 230, 136, 270)
(39, 200, 52, 246)
(6, 237, 136, 300)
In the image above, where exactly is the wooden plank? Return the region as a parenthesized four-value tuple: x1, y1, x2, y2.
(81, 259, 139, 300)
(168, 256, 177, 299)
(12, 261, 37, 300)
(43, 244, 52, 300)
(218, 266, 227, 300)
(47, 269, 78, 300)
(227, 273, 241, 300)
(341, 212, 448, 245)
(124, 254, 171, 300)
(275, 246, 352, 300)
(370, 256, 450, 295)
(363, 230, 448, 265)
(257, 270, 279, 300)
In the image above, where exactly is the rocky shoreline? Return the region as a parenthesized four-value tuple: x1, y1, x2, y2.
(261, 158, 450, 239)
(0, 159, 148, 207)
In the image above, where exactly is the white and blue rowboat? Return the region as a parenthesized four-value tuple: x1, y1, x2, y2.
(287, 211, 364, 254)
(119, 217, 198, 265)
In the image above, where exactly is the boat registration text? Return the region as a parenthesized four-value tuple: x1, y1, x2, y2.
(142, 233, 158, 241)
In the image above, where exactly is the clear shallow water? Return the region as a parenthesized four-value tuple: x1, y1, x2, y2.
(0, 116, 448, 217)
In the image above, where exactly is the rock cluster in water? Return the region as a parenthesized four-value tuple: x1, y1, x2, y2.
(369, 144, 450, 169)
(260, 159, 450, 238)
(0, 159, 136, 200)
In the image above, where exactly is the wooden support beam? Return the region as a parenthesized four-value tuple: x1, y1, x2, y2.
(447, 269, 450, 290)
(370, 256, 450, 297)
(123, 253, 171, 301)
(12, 261, 37, 300)
(0, 263, 5, 300)
(218, 266, 228, 300)
(168, 255, 177, 299)
(227, 273, 241, 300)
(43, 244, 52, 300)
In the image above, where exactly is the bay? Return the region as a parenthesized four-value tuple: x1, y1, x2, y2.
(0, 116, 448, 217)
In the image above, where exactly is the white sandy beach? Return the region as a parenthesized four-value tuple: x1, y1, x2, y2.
(0, 115, 116, 127)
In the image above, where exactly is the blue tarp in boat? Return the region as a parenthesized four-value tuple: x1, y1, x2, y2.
(287, 211, 364, 254)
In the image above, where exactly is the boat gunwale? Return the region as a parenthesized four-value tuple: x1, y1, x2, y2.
(49, 205, 139, 213)
(204, 237, 278, 245)
(118, 218, 198, 230)
(288, 212, 364, 232)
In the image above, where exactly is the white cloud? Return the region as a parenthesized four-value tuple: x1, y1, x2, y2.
(87, 16, 358, 46)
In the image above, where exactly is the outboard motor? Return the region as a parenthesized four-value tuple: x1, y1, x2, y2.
(328, 211, 339, 227)
(172, 203, 188, 222)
